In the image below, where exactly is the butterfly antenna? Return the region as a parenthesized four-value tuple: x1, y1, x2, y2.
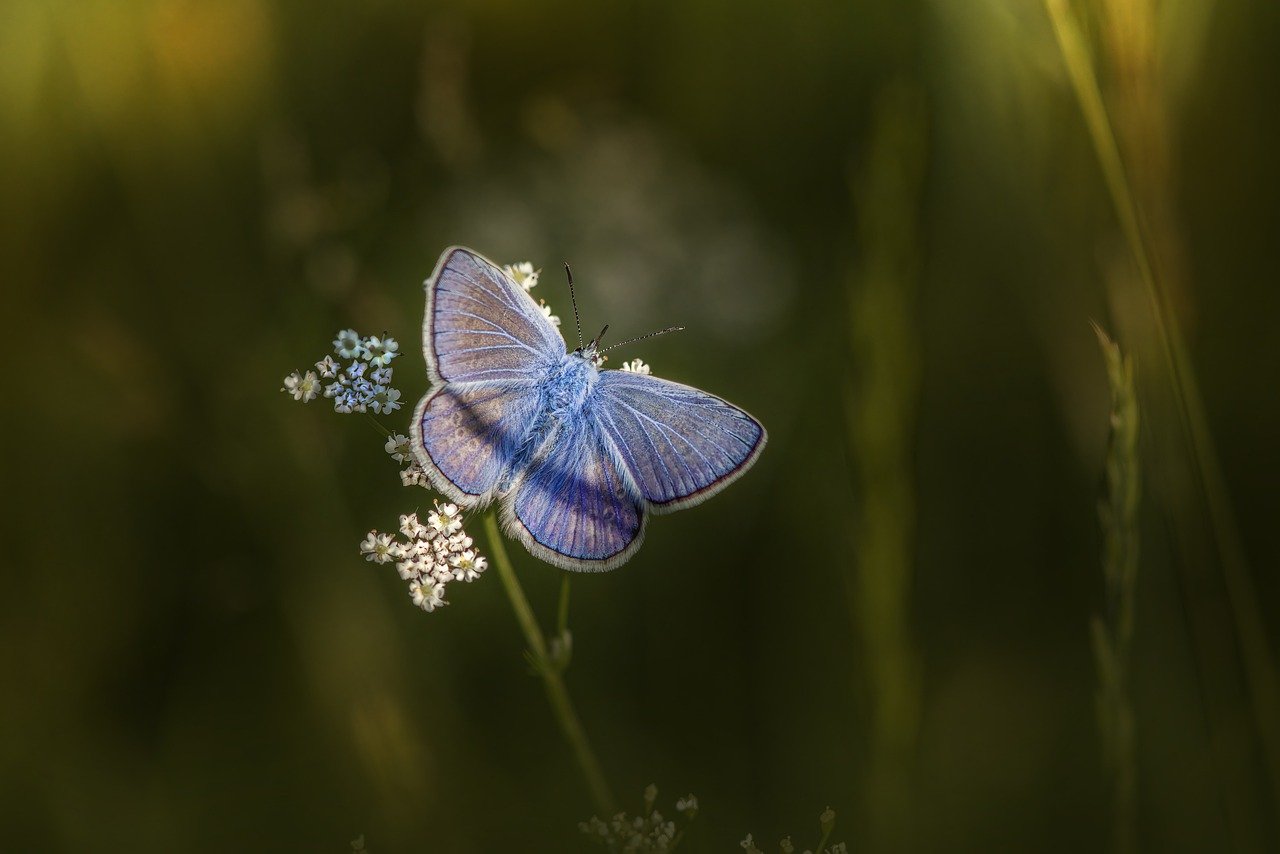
(600, 326, 685, 353)
(564, 262, 584, 350)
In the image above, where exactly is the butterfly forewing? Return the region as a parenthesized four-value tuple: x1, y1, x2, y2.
(426, 247, 564, 384)
(592, 371, 766, 512)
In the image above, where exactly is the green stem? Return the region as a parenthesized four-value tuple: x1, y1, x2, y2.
(482, 513, 617, 816)
(363, 413, 393, 438)
(557, 574, 571, 638)
(1044, 0, 1280, 810)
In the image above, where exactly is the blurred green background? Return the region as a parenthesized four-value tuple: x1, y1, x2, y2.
(3, 0, 1279, 850)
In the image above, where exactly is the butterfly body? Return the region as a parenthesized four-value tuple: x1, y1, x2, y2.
(412, 246, 766, 571)
(544, 347, 599, 414)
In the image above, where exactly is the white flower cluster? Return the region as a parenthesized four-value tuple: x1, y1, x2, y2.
(619, 359, 650, 375)
(359, 502, 487, 612)
(580, 786, 698, 853)
(500, 260, 663, 375)
(742, 839, 846, 854)
(538, 299, 562, 328)
(281, 329, 402, 414)
(501, 259, 561, 328)
(502, 261, 541, 291)
(741, 807, 843, 854)
(383, 432, 437, 489)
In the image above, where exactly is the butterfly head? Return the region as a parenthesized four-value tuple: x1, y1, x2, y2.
(571, 324, 610, 367)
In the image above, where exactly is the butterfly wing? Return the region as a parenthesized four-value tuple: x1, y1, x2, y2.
(412, 380, 544, 506)
(501, 414, 647, 572)
(413, 246, 560, 504)
(424, 246, 565, 384)
(592, 370, 766, 513)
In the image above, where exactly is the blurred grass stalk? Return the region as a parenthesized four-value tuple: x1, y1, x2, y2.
(482, 514, 617, 816)
(1045, 0, 1280, 823)
(844, 81, 928, 850)
(1090, 325, 1140, 854)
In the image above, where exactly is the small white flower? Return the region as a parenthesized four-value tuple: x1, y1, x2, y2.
(401, 538, 429, 558)
(299, 371, 321, 402)
(281, 370, 322, 402)
(399, 512, 429, 540)
(826, 844, 849, 854)
(538, 299, 561, 327)
(619, 358, 650, 375)
(370, 366, 393, 385)
(580, 817, 609, 837)
(675, 794, 698, 816)
(396, 559, 421, 581)
(366, 335, 399, 367)
(449, 549, 487, 582)
(347, 360, 367, 380)
(334, 328, 365, 359)
(385, 433, 412, 463)
(315, 355, 340, 378)
(448, 532, 473, 552)
(409, 576, 447, 611)
(359, 531, 396, 564)
(400, 465, 427, 487)
(371, 387, 402, 414)
(428, 502, 463, 535)
(503, 261, 541, 291)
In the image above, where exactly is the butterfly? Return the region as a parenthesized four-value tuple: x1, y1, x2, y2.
(410, 246, 767, 571)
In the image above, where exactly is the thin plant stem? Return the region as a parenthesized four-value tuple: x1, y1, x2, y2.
(482, 513, 617, 816)
(363, 413, 393, 439)
(1044, 0, 1280, 807)
(557, 574, 571, 638)
(815, 811, 835, 854)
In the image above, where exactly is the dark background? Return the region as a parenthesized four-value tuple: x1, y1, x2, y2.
(3, 0, 1278, 851)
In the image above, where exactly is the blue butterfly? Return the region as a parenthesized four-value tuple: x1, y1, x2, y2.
(410, 246, 767, 571)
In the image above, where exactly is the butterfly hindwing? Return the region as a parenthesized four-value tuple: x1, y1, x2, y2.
(425, 246, 564, 384)
(412, 380, 543, 505)
(501, 415, 647, 571)
(592, 370, 766, 512)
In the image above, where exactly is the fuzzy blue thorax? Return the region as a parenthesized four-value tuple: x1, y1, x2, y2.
(497, 347, 599, 493)
(545, 346, 600, 415)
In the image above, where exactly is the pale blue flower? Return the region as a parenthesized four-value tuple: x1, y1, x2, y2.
(366, 335, 399, 367)
(334, 329, 365, 359)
